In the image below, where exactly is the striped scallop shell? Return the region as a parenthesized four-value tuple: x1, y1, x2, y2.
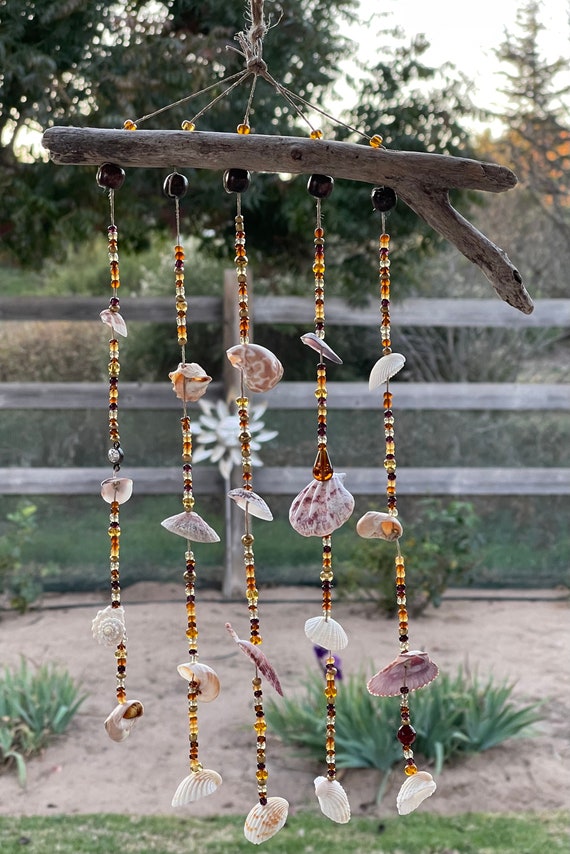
(300, 332, 343, 365)
(169, 362, 212, 402)
(367, 650, 439, 697)
(228, 488, 273, 521)
(171, 768, 222, 806)
(100, 477, 133, 505)
(225, 623, 283, 695)
(161, 511, 220, 543)
(356, 511, 403, 541)
(100, 308, 128, 337)
(92, 604, 126, 646)
(314, 776, 351, 824)
(289, 474, 354, 538)
(304, 616, 348, 652)
(226, 344, 284, 393)
(243, 796, 289, 844)
(396, 771, 436, 815)
(104, 699, 144, 742)
(176, 662, 220, 703)
(368, 353, 406, 390)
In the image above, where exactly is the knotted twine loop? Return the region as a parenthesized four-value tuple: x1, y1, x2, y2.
(235, 0, 269, 75)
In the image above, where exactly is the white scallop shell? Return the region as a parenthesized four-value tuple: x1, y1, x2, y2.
(161, 511, 220, 543)
(314, 776, 351, 824)
(100, 477, 133, 505)
(367, 651, 439, 697)
(92, 604, 126, 646)
(396, 771, 436, 815)
(226, 344, 284, 393)
(104, 699, 144, 742)
(176, 662, 221, 703)
(289, 474, 354, 537)
(225, 623, 283, 695)
(300, 332, 343, 364)
(368, 353, 406, 390)
(171, 768, 223, 806)
(228, 488, 273, 521)
(304, 616, 348, 652)
(244, 796, 289, 844)
(100, 309, 128, 337)
(169, 362, 212, 402)
(356, 511, 403, 541)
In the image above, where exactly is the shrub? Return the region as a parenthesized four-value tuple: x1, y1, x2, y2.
(0, 501, 55, 614)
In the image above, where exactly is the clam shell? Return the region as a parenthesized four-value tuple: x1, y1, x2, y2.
(289, 474, 354, 537)
(228, 488, 273, 521)
(176, 662, 220, 702)
(367, 650, 439, 697)
(171, 768, 222, 806)
(169, 362, 212, 402)
(397, 771, 436, 815)
(92, 604, 126, 647)
(226, 344, 284, 393)
(304, 616, 348, 652)
(244, 796, 289, 844)
(100, 308, 128, 337)
(356, 511, 403, 541)
(161, 511, 220, 543)
(104, 700, 144, 742)
(100, 477, 133, 505)
(368, 353, 406, 390)
(225, 623, 283, 695)
(314, 776, 351, 824)
(300, 332, 343, 365)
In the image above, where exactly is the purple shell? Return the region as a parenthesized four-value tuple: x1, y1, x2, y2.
(225, 622, 283, 695)
(367, 650, 439, 697)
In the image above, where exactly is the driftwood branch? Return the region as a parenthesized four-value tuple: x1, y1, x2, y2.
(41, 126, 533, 314)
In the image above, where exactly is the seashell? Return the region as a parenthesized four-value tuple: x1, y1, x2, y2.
(300, 332, 343, 365)
(161, 511, 220, 543)
(100, 308, 128, 337)
(169, 362, 212, 402)
(244, 796, 289, 844)
(171, 768, 222, 806)
(356, 510, 403, 541)
(176, 662, 220, 703)
(100, 477, 133, 505)
(314, 776, 351, 824)
(368, 352, 406, 390)
(226, 344, 284, 393)
(397, 770, 437, 815)
(367, 650, 439, 697)
(289, 473, 354, 537)
(92, 604, 126, 646)
(228, 488, 273, 521)
(304, 616, 348, 652)
(104, 699, 144, 742)
(225, 623, 283, 695)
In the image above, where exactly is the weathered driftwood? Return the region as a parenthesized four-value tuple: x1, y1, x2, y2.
(42, 126, 534, 315)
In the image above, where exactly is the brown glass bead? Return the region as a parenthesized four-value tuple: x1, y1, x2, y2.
(397, 723, 416, 746)
(307, 174, 334, 199)
(163, 172, 188, 198)
(224, 168, 251, 193)
(97, 163, 125, 190)
(372, 186, 397, 212)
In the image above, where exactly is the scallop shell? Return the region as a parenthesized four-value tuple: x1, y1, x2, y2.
(304, 616, 348, 652)
(300, 332, 343, 365)
(356, 511, 403, 541)
(244, 796, 289, 844)
(226, 344, 284, 393)
(100, 308, 128, 337)
(368, 353, 406, 390)
(92, 604, 126, 646)
(228, 488, 273, 521)
(314, 776, 351, 824)
(104, 699, 144, 742)
(161, 511, 220, 543)
(176, 662, 220, 703)
(396, 771, 437, 815)
(367, 650, 439, 697)
(171, 768, 222, 806)
(100, 477, 133, 505)
(225, 623, 283, 695)
(289, 474, 354, 537)
(169, 362, 212, 402)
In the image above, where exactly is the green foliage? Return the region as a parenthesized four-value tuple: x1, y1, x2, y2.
(0, 501, 52, 614)
(0, 659, 86, 786)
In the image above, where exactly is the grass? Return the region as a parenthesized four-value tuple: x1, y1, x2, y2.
(0, 811, 567, 854)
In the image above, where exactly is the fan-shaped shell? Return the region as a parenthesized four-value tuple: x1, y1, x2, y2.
(161, 511, 220, 543)
(92, 604, 126, 646)
(367, 651, 439, 697)
(100, 308, 128, 337)
(100, 477, 133, 505)
(356, 511, 403, 541)
(176, 662, 220, 702)
(244, 796, 289, 844)
(396, 771, 436, 815)
(104, 700, 144, 742)
(225, 623, 283, 695)
(228, 488, 273, 521)
(304, 616, 348, 652)
(300, 332, 343, 365)
(171, 768, 222, 806)
(368, 353, 406, 390)
(226, 344, 284, 393)
(289, 474, 354, 537)
(314, 776, 351, 824)
(169, 362, 212, 402)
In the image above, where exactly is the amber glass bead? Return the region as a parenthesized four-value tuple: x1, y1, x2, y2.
(163, 172, 189, 199)
(123, 119, 137, 131)
(224, 168, 251, 193)
(237, 122, 251, 134)
(369, 134, 383, 148)
(313, 445, 333, 481)
(404, 763, 418, 776)
(96, 163, 125, 190)
(181, 120, 196, 131)
(310, 129, 323, 139)
(307, 173, 334, 199)
(372, 186, 397, 212)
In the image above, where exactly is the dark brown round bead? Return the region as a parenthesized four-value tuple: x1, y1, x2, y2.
(163, 172, 188, 198)
(223, 168, 251, 193)
(372, 186, 397, 212)
(307, 174, 334, 198)
(397, 723, 417, 746)
(96, 163, 126, 190)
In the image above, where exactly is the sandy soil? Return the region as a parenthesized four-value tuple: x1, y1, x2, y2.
(0, 584, 568, 820)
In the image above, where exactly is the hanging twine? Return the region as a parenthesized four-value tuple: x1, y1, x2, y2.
(235, 0, 268, 74)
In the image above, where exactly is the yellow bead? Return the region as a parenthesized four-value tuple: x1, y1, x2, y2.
(404, 764, 418, 776)
(310, 129, 323, 139)
(369, 134, 383, 148)
(182, 121, 196, 132)
(237, 123, 251, 135)
(123, 119, 137, 131)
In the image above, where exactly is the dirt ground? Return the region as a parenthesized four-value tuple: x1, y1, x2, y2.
(0, 584, 568, 820)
